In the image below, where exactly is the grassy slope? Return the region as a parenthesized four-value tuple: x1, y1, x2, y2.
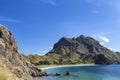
(0, 58, 23, 80)
(0, 69, 23, 80)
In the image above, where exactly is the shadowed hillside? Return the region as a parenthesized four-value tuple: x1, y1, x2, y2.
(46, 35, 120, 64)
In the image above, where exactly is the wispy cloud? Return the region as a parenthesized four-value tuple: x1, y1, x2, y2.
(40, 0, 56, 6)
(100, 42, 105, 45)
(98, 35, 110, 43)
(92, 32, 110, 45)
(108, 47, 113, 51)
(0, 16, 19, 23)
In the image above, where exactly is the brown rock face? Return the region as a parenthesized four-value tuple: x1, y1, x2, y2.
(46, 35, 120, 64)
(0, 25, 19, 64)
(0, 25, 45, 80)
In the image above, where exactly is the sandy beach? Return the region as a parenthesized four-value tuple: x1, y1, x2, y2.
(40, 64, 96, 70)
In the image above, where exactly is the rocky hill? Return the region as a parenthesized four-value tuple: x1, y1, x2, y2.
(0, 25, 47, 80)
(46, 35, 120, 64)
(1, 24, 119, 80)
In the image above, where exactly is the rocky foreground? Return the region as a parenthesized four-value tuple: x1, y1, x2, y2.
(0, 25, 47, 80)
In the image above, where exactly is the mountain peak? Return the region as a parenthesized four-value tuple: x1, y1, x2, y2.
(46, 35, 120, 64)
(59, 36, 70, 42)
(53, 36, 75, 49)
(53, 35, 100, 52)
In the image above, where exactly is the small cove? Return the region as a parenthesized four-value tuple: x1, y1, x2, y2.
(34, 64, 120, 80)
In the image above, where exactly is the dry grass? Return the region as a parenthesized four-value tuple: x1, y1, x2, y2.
(0, 59, 23, 80)
(0, 69, 22, 80)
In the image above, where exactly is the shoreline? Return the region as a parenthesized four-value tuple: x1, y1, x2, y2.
(40, 64, 96, 70)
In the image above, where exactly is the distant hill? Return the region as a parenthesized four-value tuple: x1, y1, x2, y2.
(45, 35, 120, 64)
(26, 35, 120, 65)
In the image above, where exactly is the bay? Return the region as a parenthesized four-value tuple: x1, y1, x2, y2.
(34, 64, 120, 80)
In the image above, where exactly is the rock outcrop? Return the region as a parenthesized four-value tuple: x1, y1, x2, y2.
(46, 35, 120, 64)
(0, 25, 46, 80)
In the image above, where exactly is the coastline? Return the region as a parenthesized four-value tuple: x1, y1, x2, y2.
(40, 64, 96, 70)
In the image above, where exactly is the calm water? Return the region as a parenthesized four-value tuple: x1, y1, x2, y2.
(34, 65, 120, 80)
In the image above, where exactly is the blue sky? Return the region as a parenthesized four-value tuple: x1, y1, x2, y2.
(0, 0, 120, 55)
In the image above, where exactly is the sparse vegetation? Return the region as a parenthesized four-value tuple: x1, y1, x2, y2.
(0, 69, 22, 80)
(0, 25, 48, 80)
(32, 60, 51, 65)
(0, 59, 23, 80)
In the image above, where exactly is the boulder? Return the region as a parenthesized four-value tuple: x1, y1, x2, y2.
(55, 73, 61, 76)
(66, 71, 70, 76)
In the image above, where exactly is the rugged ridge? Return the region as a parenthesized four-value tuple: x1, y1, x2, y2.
(0, 25, 46, 80)
(46, 35, 120, 64)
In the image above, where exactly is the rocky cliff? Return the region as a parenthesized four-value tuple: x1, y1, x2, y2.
(46, 35, 120, 64)
(0, 25, 46, 80)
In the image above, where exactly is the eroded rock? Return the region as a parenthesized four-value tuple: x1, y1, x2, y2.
(0, 25, 46, 80)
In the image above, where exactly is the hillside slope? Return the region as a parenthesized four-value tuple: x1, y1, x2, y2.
(46, 35, 120, 64)
(0, 25, 46, 80)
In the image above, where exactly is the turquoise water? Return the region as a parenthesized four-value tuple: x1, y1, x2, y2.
(34, 65, 120, 80)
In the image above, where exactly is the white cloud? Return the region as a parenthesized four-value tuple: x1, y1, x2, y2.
(92, 33, 110, 44)
(100, 42, 105, 45)
(0, 16, 19, 22)
(98, 35, 109, 43)
(40, 0, 56, 6)
(108, 48, 113, 51)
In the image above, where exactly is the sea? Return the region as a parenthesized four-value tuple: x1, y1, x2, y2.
(33, 64, 120, 80)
